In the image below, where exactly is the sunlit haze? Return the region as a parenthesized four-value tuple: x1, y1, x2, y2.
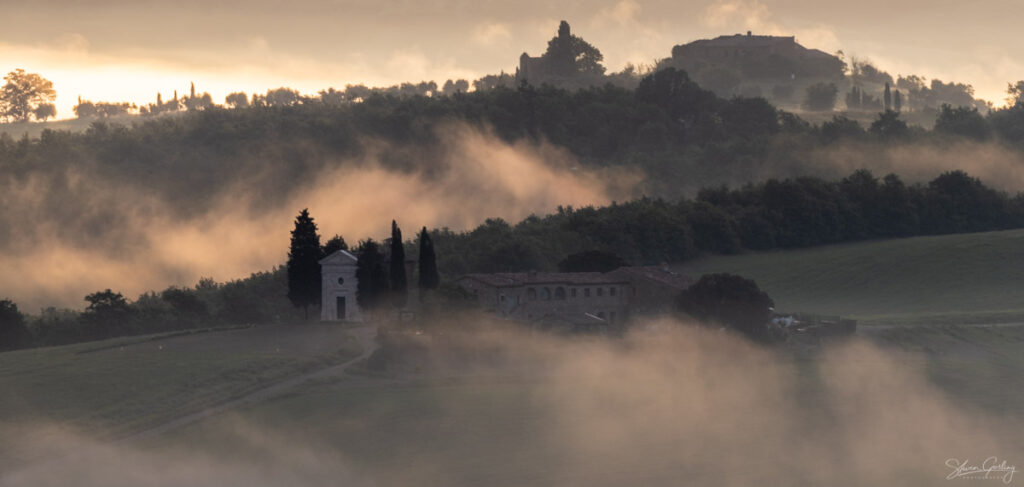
(4, 0, 1023, 118)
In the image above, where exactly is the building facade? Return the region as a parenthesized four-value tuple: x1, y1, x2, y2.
(319, 248, 690, 327)
(455, 266, 691, 329)
(319, 250, 419, 322)
(319, 249, 363, 322)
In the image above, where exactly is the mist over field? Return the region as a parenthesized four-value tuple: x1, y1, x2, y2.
(0, 124, 639, 310)
(6, 112, 1024, 311)
(3, 320, 1020, 486)
(3, 2, 1024, 486)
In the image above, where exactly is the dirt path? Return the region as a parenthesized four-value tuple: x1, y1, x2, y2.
(124, 324, 378, 442)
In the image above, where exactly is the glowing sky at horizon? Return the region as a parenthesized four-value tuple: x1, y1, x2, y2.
(3, 0, 1023, 119)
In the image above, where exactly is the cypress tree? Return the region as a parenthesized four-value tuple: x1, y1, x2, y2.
(389, 220, 407, 307)
(356, 239, 389, 314)
(417, 227, 439, 291)
(286, 208, 322, 319)
(894, 90, 903, 112)
(884, 82, 892, 111)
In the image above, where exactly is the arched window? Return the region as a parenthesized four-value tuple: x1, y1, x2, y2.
(554, 287, 566, 300)
(540, 287, 551, 300)
(527, 288, 537, 300)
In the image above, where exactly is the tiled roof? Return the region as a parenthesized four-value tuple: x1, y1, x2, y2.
(459, 272, 628, 287)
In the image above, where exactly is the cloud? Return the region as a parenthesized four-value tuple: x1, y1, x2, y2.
(590, 0, 641, 29)
(472, 22, 512, 46)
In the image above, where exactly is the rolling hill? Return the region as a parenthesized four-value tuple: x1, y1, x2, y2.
(684, 228, 1024, 325)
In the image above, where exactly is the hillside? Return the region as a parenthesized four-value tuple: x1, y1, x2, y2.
(0, 324, 363, 468)
(685, 228, 1024, 324)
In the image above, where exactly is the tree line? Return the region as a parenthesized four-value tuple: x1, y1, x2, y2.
(430, 169, 1024, 278)
(4, 67, 1024, 224)
(285, 210, 441, 319)
(0, 269, 299, 351)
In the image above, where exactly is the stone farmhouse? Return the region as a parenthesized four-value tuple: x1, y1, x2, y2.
(666, 31, 845, 81)
(321, 248, 690, 328)
(455, 266, 691, 330)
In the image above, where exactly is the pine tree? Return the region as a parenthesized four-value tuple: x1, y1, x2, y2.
(417, 227, 439, 292)
(884, 82, 892, 111)
(356, 239, 389, 314)
(286, 208, 322, 319)
(389, 220, 407, 307)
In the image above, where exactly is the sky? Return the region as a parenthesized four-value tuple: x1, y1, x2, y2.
(2, 0, 1023, 118)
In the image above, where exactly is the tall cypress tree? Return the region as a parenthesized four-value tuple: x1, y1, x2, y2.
(418, 227, 439, 291)
(286, 208, 322, 319)
(389, 220, 407, 307)
(884, 82, 892, 111)
(356, 239, 389, 314)
(894, 90, 903, 112)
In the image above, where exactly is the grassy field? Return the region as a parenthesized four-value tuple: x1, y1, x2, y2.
(0, 324, 362, 467)
(6, 230, 1024, 485)
(683, 228, 1024, 325)
(131, 323, 1024, 487)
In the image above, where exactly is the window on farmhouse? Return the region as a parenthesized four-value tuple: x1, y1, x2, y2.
(555, 287, 566, 300)
(571, 288, 577, 298)
(597, 288, 603, 297)
(527, 288, 537, 300)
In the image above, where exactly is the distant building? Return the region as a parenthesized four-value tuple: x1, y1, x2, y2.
(319, 249, 418, 322)
(455, 266, 691, 331)
(320, 247, 690, 327)
(320, 250, 362, 322)
(516, 21, 573, 84)
(665, 31, 845, 86)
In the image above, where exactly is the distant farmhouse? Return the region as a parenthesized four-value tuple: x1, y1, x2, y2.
(662, 31, 845, 99)
(320, 249, 689, 330)
(669, 32, 844, 77)
(456, 266, 690, 331)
